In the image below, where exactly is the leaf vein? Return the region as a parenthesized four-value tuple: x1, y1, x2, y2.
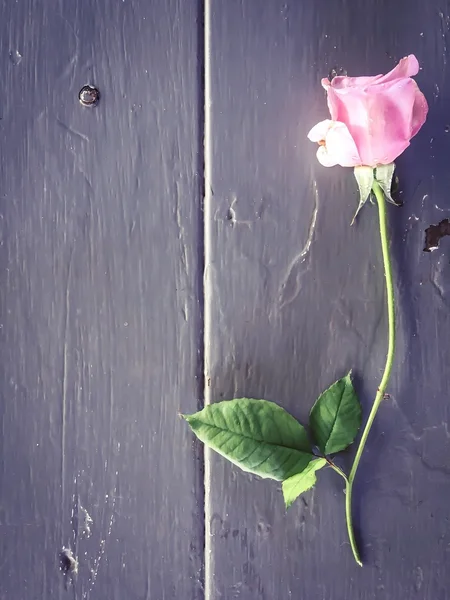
(198, 421, 307, 452)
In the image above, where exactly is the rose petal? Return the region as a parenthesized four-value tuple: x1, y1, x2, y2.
(324, 76, 427, 165)
(373, 54, 419, 85)
(307, 119, 333, 142)
(325, 91, 340, 122)
(323, 74, 384, 90)
(312, 121, 362, 167)
(312, 55, 427, 167)
(325, 122, 362, 167)
(325, 85, 364, 135)
(316, 145, 338, 167)
(363, 78, 426, 164)
(410, 83, 429, 137)
(323, 55, 420, 91)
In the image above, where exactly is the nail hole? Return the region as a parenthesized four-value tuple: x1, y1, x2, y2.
(59, 548, 78, 574)
(9, 50, 22, 66)
(79, 85, 100, 107)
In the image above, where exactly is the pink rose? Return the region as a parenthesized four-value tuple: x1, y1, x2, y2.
(308, 55, 428, 167)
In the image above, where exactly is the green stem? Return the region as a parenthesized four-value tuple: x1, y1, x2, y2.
(326, 458, 348, 482)
(345, 180, 396, 567)
(326, 459, 361, 564)
(345, 478, 362, 565)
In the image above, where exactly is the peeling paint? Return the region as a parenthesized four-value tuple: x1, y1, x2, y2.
(424, 219, 450, 252)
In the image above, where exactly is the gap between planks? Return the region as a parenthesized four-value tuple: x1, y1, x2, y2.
(203, 0, 213, 599)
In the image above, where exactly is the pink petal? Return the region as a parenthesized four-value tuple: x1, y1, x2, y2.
(410, 83, 429, 137)
(325, 84, 359, 127)
(322, 74, 384, 90)
(313, 55, 427, 167)
(322, 55, 420, 91)
(324, 75, 427, 166)
(307, 119, 333, 142)
(362, 78, 427, 164)
(373, 54, 419, 85)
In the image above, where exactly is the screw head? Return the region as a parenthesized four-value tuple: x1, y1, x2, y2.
(78, 85, 100, 107)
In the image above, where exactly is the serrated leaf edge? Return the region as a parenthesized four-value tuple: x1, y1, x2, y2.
(309, 372, 359, 455)
(323, 373, 353, 455)
(282, 458, 327, 509)
(183, 400, 314, 480)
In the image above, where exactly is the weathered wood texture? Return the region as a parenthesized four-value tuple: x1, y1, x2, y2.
(205, 1, 450, 599)
(2, 0, 450, 598)
(0, 1, 204, 598)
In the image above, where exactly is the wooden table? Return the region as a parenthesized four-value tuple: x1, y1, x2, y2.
(0, 1, 449, 598)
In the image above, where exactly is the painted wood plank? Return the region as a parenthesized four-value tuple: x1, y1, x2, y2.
(0, 1, 204, 598)
(205, 1, 450, 597)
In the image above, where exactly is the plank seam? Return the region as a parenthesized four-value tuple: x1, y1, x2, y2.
(203, 0, 213, 598)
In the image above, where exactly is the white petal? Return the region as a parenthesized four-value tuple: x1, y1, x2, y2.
(316, 146, 338, 167)
(325, 122, 361, 167)
(307, 120, 333, 142)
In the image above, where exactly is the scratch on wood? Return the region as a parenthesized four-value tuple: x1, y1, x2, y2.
(277, 178, 319, 309)
(84, 487, 117, 599)
(56, 119, 90, 143)
(176, 212, 190, 280)
(61, 246, 74, 517)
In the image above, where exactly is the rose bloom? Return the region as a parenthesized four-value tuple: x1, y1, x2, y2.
(308, 55, 428, 168)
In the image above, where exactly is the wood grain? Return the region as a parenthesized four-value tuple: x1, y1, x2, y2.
(205, 0, 450, 598)
(0, 1, 204, 598)
(2, 0, 450, 597)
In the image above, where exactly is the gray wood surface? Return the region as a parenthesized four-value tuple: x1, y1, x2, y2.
(2, 0, 450, 598)
(205, 1, 450, 599)
(0, 1, 204, 598)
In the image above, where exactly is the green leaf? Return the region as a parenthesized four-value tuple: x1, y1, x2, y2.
(309, 373, 362, 455)
(375, 163, 400, 206)
(282, 458, 327, 508)
(351, 166, 374, 225)
(183, 399, 313, 480)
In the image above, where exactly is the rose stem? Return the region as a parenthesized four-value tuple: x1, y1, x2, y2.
(323, 456, 347, 480)
(345, 179, 396, 567)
